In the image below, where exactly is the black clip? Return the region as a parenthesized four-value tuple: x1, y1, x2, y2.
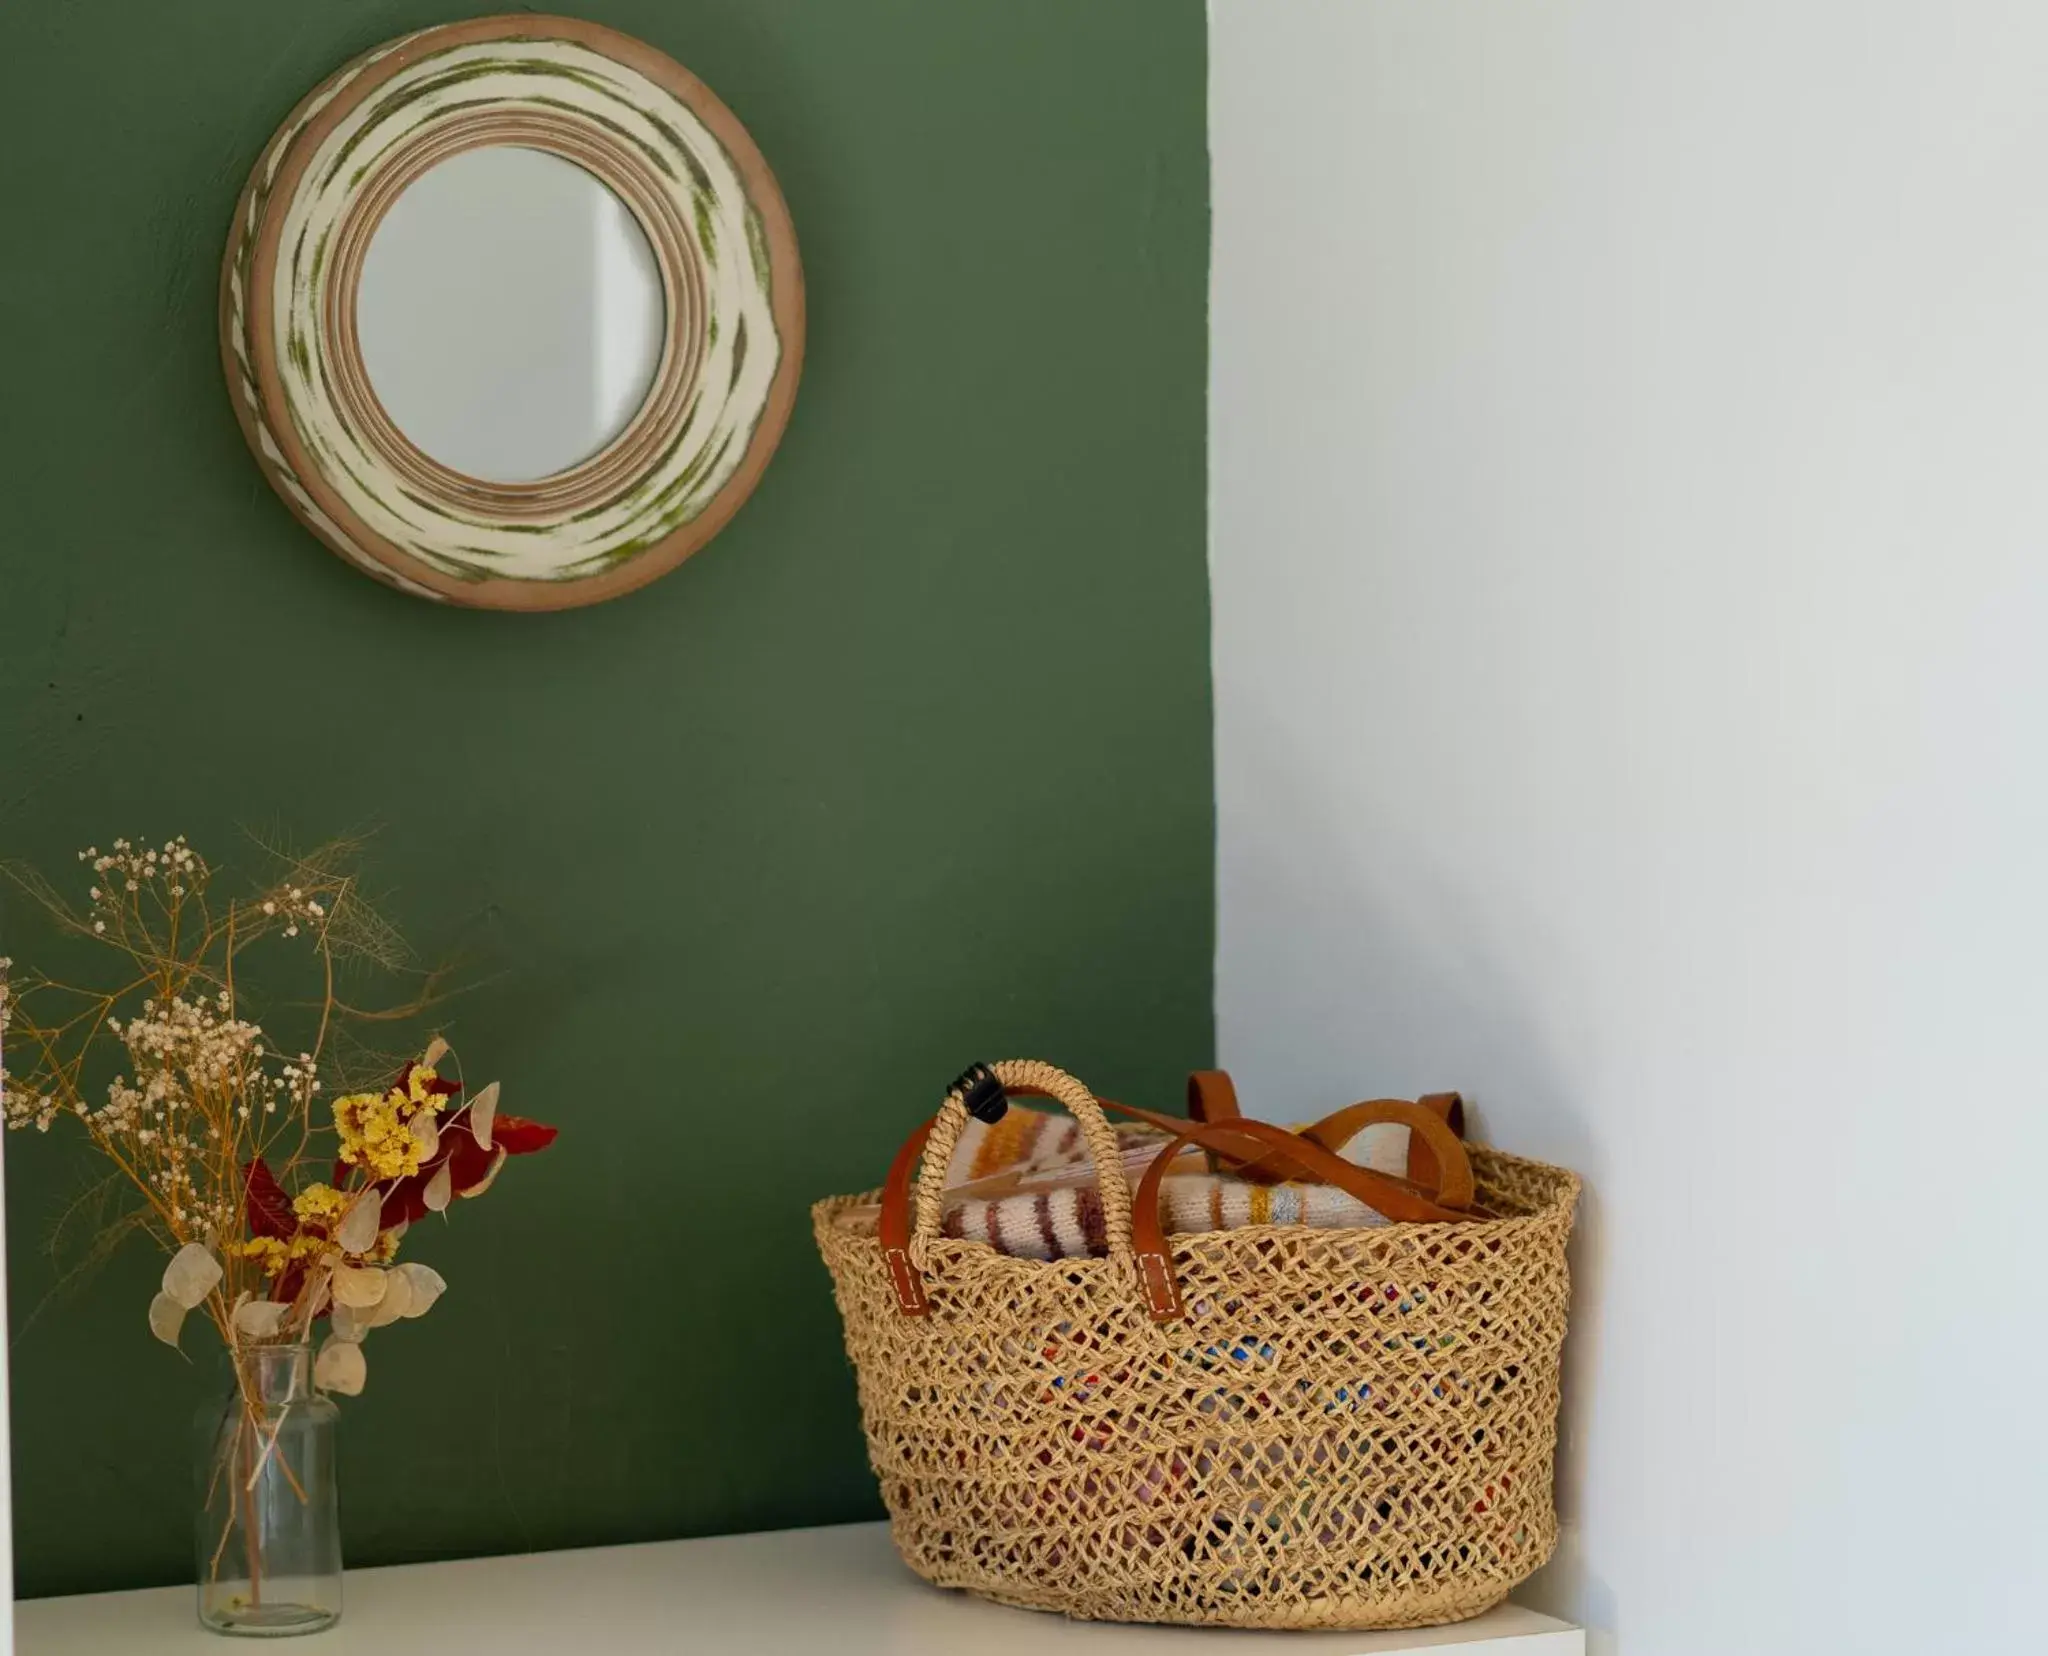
(951, 1062, 1008, 1125)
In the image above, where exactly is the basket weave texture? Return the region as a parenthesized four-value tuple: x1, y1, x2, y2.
(813, 1061, 1580, 1630)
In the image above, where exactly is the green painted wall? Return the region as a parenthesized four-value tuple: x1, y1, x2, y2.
(0, 2, 1209, 1597)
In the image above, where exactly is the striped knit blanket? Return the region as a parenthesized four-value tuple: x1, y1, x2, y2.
(937, 1105, 1421, 1261)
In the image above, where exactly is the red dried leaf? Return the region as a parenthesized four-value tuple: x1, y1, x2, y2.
(367, 1102, 557, 1230)
(491, 1114, 558, 1155)
(243, 1159, 295, 1240)
(443, 1116, 496, 1186)
(378, 1117, 480, 1227)
(380, 1181, 428, 1231)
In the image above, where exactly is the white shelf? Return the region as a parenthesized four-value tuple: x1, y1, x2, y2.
(12, 1520, 1582, 1655)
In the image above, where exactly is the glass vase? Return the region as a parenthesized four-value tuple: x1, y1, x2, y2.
(194, 1342, 342, 1637)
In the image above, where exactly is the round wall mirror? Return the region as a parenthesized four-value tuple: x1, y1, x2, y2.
(356, 146, 667, 485)
(222, 17, 804, 610)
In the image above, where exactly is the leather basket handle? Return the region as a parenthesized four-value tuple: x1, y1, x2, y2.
(1130, 1109, 1478, 1321)
(1094, 1094, 1473, 1212)
(1193, 1070, 1464, 1189)
(1296, 1098, 1474, 1209)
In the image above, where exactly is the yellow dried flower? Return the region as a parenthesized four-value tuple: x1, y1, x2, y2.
(332, 1067, 451, 1179)
(291, 1183, 349, 1226)
(233, 1237, 290, 1277)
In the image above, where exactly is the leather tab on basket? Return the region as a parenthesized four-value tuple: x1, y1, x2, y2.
(882, 1245, 928, 1316)
(951, 1062, 1009, 1125)
(1137, 1233, 1187, 1321)
(877, 1117, 935, 1315)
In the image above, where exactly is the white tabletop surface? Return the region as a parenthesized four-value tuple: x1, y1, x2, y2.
(13, 1520, 1582, 1655)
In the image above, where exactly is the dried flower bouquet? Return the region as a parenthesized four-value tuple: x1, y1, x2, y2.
(0, 835, 556, 1387)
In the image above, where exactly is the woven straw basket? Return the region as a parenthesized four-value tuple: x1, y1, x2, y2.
(814, 1060, 1580, 1631)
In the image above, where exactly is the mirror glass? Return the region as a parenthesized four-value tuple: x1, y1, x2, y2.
(357, 146, 666, 483)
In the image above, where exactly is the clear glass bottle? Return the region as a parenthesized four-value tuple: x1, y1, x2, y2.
(194, 1342, 342, 1637)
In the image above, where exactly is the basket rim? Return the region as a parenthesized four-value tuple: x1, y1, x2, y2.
(814, 1143, 1580, 1245)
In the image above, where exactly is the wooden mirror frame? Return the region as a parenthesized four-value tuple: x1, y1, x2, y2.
(220, 15, 804, 610)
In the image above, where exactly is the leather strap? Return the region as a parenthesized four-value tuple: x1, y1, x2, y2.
(1190, 1070, 1465, 1188)
(1295, 1097, 1474, 1208)
(1186, 1071, 1244, 1177)
(1103, 1096, 1471, 1206)
(1129, 1112, 1474, 1321)
(1187, 1070, 1240, 1124)
(1010, 1081, 1321, 1180)
(1408, 1091, 1466, 1185)
(1191, 1068, 1305, 1184)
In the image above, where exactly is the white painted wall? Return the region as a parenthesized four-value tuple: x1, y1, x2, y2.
(1211, 6, 2048, 1653)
